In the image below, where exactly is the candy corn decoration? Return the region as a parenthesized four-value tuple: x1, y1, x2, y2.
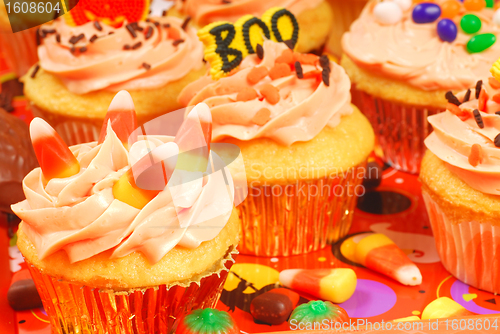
(279, 268, 357, 303)
(30, 118, 80, 180)
(289, 300, 349, 328)
(65, 0, 150, 27)
(177, 308, 240, 334)
(98, 90, 137, 147)
(491, 57, 500, 82)
(393, 316, 421, 322)
(421, 297, 475, 320)
(352, 233, 422, 286)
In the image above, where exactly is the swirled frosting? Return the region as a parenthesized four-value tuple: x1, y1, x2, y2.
(425, 79, 500, 195)
(11, 124, 235, 264)
(342, 0, 500, 91)
(37, 16, 204, 94)
(173, 0, 322, 26)
(178, 41, 353, 146)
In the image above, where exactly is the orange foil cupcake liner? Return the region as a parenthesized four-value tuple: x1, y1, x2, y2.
(352, 86, 442, 174)
(238, 162, 366, 257)
(25, 249, 237, 334)
(0, 28, 39, 77)
(422, 191, 500, 294)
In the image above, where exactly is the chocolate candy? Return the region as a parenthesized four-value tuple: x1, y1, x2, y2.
(7, 279, 43, 311)
(362, 160, 383, 189)
(250, 288, 299, 325)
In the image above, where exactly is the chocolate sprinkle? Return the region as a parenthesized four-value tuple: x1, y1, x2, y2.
(319, 55, 330, 70)
(463, 89, 471, 103)
(94, 21, 103, 31)
(153, 21, 160, 27)
(55, 33, 61, 43)
(126, 24, 137, 38)
(295, 61, 303, 79)
(142, 62, 151, 70)
(109, 31, 114, 35)
(445, 91, 461, 106)
(145, 26, 153, 40)
(181, 16, 191, 31)
(123, 44, 131, 50)
(476, 80, 483, 99)
(132, 41, 142, 49)
(172, 39, 185, 46)
(322, 68, 330, 86)
(256, 44, 264, 59)
(496, 111, 500, 116)
(89, 34, 98, 43)
(30, 64, 40, 78)
(42, 28, 55, 35)
(163, 23, 171, 28)
(284, 39, 295, 50)
(70, 46, 76, 53)
(133, 23, 144, 32)
(495, 133, 500, 147)
(69, 33, 84, 44)
(222, 0, 231, 3)
(79, 46, 87, 53)
(162, 9, 168, 17)
(473, 109, 484, 128)
(36, 28, 41, 46)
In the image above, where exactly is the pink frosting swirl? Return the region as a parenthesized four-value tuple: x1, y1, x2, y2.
(178, 41, 353, 146)
(342, 0, 500, 91)
(38, 17, 204, 94)
(11, 123, 235, 264)
(173, 0, 322, 26)
(425, 79, 500, 195)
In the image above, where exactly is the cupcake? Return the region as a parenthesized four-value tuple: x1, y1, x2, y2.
(170, 0, 333, 53)
(341, 0, 500, 173)
(12, 91, 240, 333)
(22, 13, 205, 146)
(420, 73, 500, 294)
(179, 40, 375, 256)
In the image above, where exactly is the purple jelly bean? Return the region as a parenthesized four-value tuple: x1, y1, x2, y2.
(437, 18, 458, 43)
(412, 3, 442, 24)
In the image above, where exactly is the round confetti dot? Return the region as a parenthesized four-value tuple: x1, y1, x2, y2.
(419, 290, 426, 293)
(357, 191, 412, 215)
(18, 320, 26, 324)
(395, 178, 404, 184)
(437, 18, 458, 42)
(270, 257, 279, 263)
(412, 3, 441, 24)
(464, 0, 486, 11)
(441, 0, 461, 19)
(467, 33, 496, 53)
(412, 310, 421, 316)
(461, 14, 482, 34)
(318, 257, 326, 262)
(374, 1, 403, 25)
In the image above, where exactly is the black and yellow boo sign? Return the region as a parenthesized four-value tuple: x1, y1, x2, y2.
(197, 7, 299, 80)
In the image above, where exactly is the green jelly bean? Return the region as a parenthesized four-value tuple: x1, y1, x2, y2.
(461, 14, 481, 34)
(467, 33, 496, 53)
(486, 0, 494, 8)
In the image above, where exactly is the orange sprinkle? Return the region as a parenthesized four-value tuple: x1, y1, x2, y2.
(464, 0, 486, 11)
(252, 108, 271, 125)
(167, 27, 181, 40)
(293, 53, 318, 65)
(259, 84, 280, 105)
(492, 93, 500, 103)
(247, 66, 269, 85)
(489, 77, 500, 89)
(441, 0, 461, 19)
(275, 49, 294, 64)
(236, 87, 258, 102)
(468, 144, 483, 167)
(303, 69, 322, 79)
(478, 88, 489, 112)
(269, 63, 292, 80)
(447, 103, 470, 121)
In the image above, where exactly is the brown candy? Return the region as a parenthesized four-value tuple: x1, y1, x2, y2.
(250, 288, 299, 325)
(8, 279, 43, 311)
(362, 160, 383, 190)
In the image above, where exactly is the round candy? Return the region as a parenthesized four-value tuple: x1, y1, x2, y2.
(464, 0, 486, 11)
(460, 14, 482, 34)
(486, 0, 495, 8)
(177, 309, 239, 334)
(373, 2, 403, 25)
(412, 3, 442, 24)
(289, 301, 349, 327)
(441, 0, 461, 19)
(467, 33, 496, 53)
(437, 19, 458, 42)
(494, 9, 500, 26)
(393, 0, 412, 11)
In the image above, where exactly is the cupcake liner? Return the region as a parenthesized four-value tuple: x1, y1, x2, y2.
(25, 248, 237, 334)
(422, 191, 500, 294)
(0, 29, 39, 77)
(352, 86, 442, 174)
(325, 0, 367, 56)
(238, 162, 366, 257)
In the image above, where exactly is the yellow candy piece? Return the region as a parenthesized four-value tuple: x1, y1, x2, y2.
(490, 58, 500, 83)
(393, 316, 420, 322)
(421, 297, 473, 320)
(113, 170, 160, 209)
(355, 233, 393, 266)
(319, 268, 357, 304)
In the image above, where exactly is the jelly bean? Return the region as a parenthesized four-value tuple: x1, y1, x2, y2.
(460, 14, 482, 34)
(421, 297, 475, 320)
(464, 0, 486, 11)
(467, 33, 496, 53)
(8, 279, 43, 311)
(289, 301, 349, 327)
(486, 0, 494, 8)
(363, 159, 382, 189)
(373, 1, 403, 25)
(279, 268, 357, 303)
(394, 0, 412, 11)
(98, 90, 138, 148)
(412, 3, 441, 24)
(437, 19, 458, 42)
(30, 118, 80, 180)
(494, 8, 500, 26)
(250, 288, 299, 325)
(441, 0, 461, 19)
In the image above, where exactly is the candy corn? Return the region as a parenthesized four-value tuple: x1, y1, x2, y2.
(393, 316, 420, 322)
(30, 118, 80, 180)
(354, 233, 422, 286)
(421, 297, 475, 320)
(279, 268, 357, 303)
(98, 90, 138, 147)
(175, 103, 212, 172)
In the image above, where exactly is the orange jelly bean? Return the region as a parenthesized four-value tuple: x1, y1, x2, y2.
(464, 0, 486, 11)
(441, 0, 461, 19)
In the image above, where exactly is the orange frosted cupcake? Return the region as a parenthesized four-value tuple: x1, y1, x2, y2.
(12, 92, 241, 333)
(179, 40, 374, 256)
(22, 13, 205, 145)
(421, 73, 500, 294)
